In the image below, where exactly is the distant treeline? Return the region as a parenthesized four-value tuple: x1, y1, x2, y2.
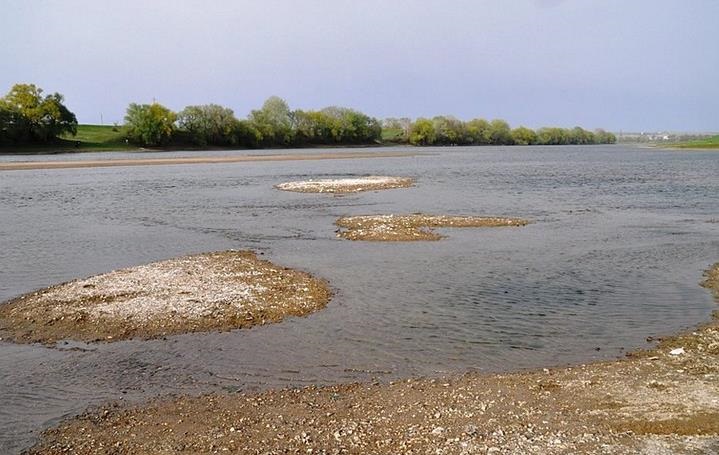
(1, 83, 616, 148)
(385, 117, 616, 146)
(123, 96, 382, 147)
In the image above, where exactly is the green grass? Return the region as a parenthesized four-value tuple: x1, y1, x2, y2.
(0, 124, 135, 154)
(381, 127, 406, 143)
(59, 124, 134, 151)
(669, 135, 719, 149)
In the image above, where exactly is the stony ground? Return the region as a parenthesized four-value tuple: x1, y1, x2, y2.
(335, 214, 529, 241)
(0, 251, 331, 344)
(26, 269, 719, 454)
(275, 176, 414, 193)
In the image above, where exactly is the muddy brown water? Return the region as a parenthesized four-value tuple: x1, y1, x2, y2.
(1, 145, 718, 453)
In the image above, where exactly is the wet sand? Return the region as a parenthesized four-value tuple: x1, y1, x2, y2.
(336, 214, 530, 241)
(25, 269, 719, 453)
(0, 151, 418, 171)
(275, 176, 414, 193)
(0, 251, 331, 344)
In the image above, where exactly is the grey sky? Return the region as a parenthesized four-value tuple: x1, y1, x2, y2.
(2, 0, 717, 131)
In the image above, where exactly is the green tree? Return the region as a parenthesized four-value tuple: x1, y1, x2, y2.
(537, 127, 569, 145)
(249, 96, 294, 146)
(124, 102, 176, 146)
(409, 118, 436, 145)
(511, 126, 538, 145)
(0, 83, 77, 143)
(466, 118, 491, 145)
(177, 104, 238, 145)
(432, 116, 467, 145)
(489, 119, 513, 145)
(594, 129, 616, 144)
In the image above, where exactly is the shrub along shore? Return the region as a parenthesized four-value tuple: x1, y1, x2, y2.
(1, 83, 616, 153)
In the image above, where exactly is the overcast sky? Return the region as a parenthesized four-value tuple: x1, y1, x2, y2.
(1, 0, 717, 131)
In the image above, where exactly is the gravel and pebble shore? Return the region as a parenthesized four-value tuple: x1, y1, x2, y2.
(336, 214, 529, 241)
(0, 251, 331, 344)
(24, 269, 719, 453)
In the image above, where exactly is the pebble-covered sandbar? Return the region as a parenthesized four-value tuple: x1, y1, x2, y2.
(0, 251, 331, 344)
(26, 264, 719, 454)
(275, 176, 414, 193)
(336, 214, 529, 241)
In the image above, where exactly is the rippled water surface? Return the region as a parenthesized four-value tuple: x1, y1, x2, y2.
(1, 145, 718, 452)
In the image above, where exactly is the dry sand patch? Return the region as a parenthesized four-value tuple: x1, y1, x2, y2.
(275, 176, 414, 193)
(0, 251, 331, 343)
(336, 214, 530, 241)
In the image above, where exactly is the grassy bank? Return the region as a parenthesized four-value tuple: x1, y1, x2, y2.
(0, 125, 135, 154)
(668, 135, 719, 149)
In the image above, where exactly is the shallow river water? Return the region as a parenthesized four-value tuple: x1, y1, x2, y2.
(1, 145, 718, 452)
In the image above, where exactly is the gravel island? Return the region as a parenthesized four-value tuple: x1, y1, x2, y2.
(275, 176, 414, 193)
(0, 251, 331, 344)
(336, 214, 530, 241)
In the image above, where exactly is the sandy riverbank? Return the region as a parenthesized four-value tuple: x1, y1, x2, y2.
(25, 269, 719, 453)
(275, 176, 414, 193)
(0, 151, 417, 171)
(336, 214, 530, 241)
(0, 251, 331, 344)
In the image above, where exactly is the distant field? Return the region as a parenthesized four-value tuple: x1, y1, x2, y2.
(670, 135, 719, 149)
(0, 125, 134, 154)
(381, 127, 406, 143)
(59, 124, 134, 151)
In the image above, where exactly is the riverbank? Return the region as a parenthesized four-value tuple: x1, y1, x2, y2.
(0, 251, 331, 344)
(658, 135, 719, 150)
(26, 265, 719, 453)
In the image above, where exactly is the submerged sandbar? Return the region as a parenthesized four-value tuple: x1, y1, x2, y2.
(336, 214, 529, 241)
(0, 251, 331, 343)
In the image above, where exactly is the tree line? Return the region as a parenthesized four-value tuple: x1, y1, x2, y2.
(1, 83, 615, 148)
(123, 96, 382, 147)
(385, 117, 616, 146)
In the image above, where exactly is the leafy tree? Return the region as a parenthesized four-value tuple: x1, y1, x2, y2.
(432, 116, 467, 145)
(249, 96, 294, 146)
(0, 106, 13, 144)
(511, 126, 537, 145)
(489, 119, 513, 145)
(567, 126, 595, 144)
(594, 129, 616, 144)
(0, 83, 77, 143)
(465, 118, 491, 145)
(124, 102, 176, 146)
(536, 127, 565, 145)
(177, 104, 238, 145)
(409, 118, 436, 145)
